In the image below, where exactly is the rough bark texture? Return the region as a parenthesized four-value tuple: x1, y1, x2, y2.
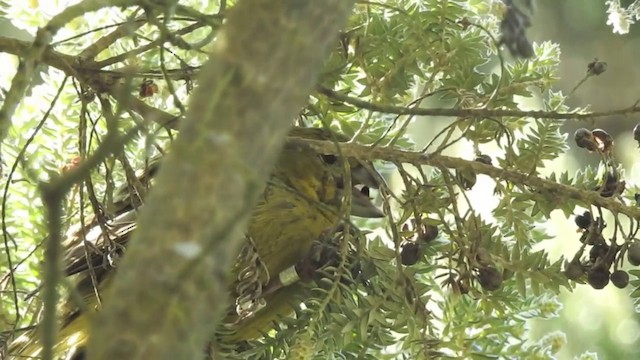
(87, 1, 355, 359)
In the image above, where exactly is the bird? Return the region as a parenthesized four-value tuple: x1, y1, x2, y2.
(8, 126, 384, 359)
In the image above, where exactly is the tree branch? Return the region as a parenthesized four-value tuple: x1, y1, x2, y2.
(316, 85, 640, 121)
(87, 1, 356, 359)
(289, 138, 640, 220)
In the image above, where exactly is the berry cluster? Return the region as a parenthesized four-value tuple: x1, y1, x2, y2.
(452, 155, 505, 293)
(472, 247, 504, 291)
(565, 211, 631, 289)
(565, 126, 640, 289)
(440, 246, 506, 296)
(574, 128, 613, 154)
(573, 127, 624, 197)
(399, 219, 438, 266)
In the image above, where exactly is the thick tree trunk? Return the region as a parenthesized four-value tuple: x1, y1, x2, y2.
(87, 1, 355, 359)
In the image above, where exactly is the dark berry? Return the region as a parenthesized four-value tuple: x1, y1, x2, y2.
(627, 242, 640, 266)
(598, 172, 619, 198)
(574, 211, 592, 230)
(400, 241, 421, 266)
(634, 123, 640, 143)
(610, 270, 629, 289)
(574, 128, 597, 151)
(587, 59, 607, 76)
(477, 267, 503, 291)
(587, 266, 610, 289)
(589, 243, 609, 263)
(474, 154, 492, 165)
(564, 261, 583, 280)
(456, 169, 476, 190)
(418, 224, 438, 243)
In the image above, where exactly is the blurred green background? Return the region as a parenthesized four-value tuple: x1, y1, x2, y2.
(509, 1, 639, 359)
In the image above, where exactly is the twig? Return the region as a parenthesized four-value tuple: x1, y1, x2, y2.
(1, 77, 68, 332)
(79, 12, 145, 59)
(316, 85, 640, 121)
(93, 22, 207, 68)
(289, 137, 640, 220)
(0, 0, 137, 146)
(38, 123, 140, 360)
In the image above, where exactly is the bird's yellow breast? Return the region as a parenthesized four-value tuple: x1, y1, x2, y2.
(248, 178, 339, 279)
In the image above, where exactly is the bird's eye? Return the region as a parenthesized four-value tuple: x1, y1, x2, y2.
(321, 154, 337, 165)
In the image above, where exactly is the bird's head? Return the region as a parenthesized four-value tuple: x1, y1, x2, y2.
(275, 127, 384, 219)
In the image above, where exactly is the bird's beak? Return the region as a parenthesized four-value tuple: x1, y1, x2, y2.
(350, 186, 384, 218)
(351, 163, 383, 189)
(349, 163, 384, 218)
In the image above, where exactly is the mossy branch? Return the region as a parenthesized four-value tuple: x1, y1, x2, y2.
(86, 1, 356, 359)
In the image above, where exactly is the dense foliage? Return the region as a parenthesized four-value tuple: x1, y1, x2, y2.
(1, 1, 639, 359)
